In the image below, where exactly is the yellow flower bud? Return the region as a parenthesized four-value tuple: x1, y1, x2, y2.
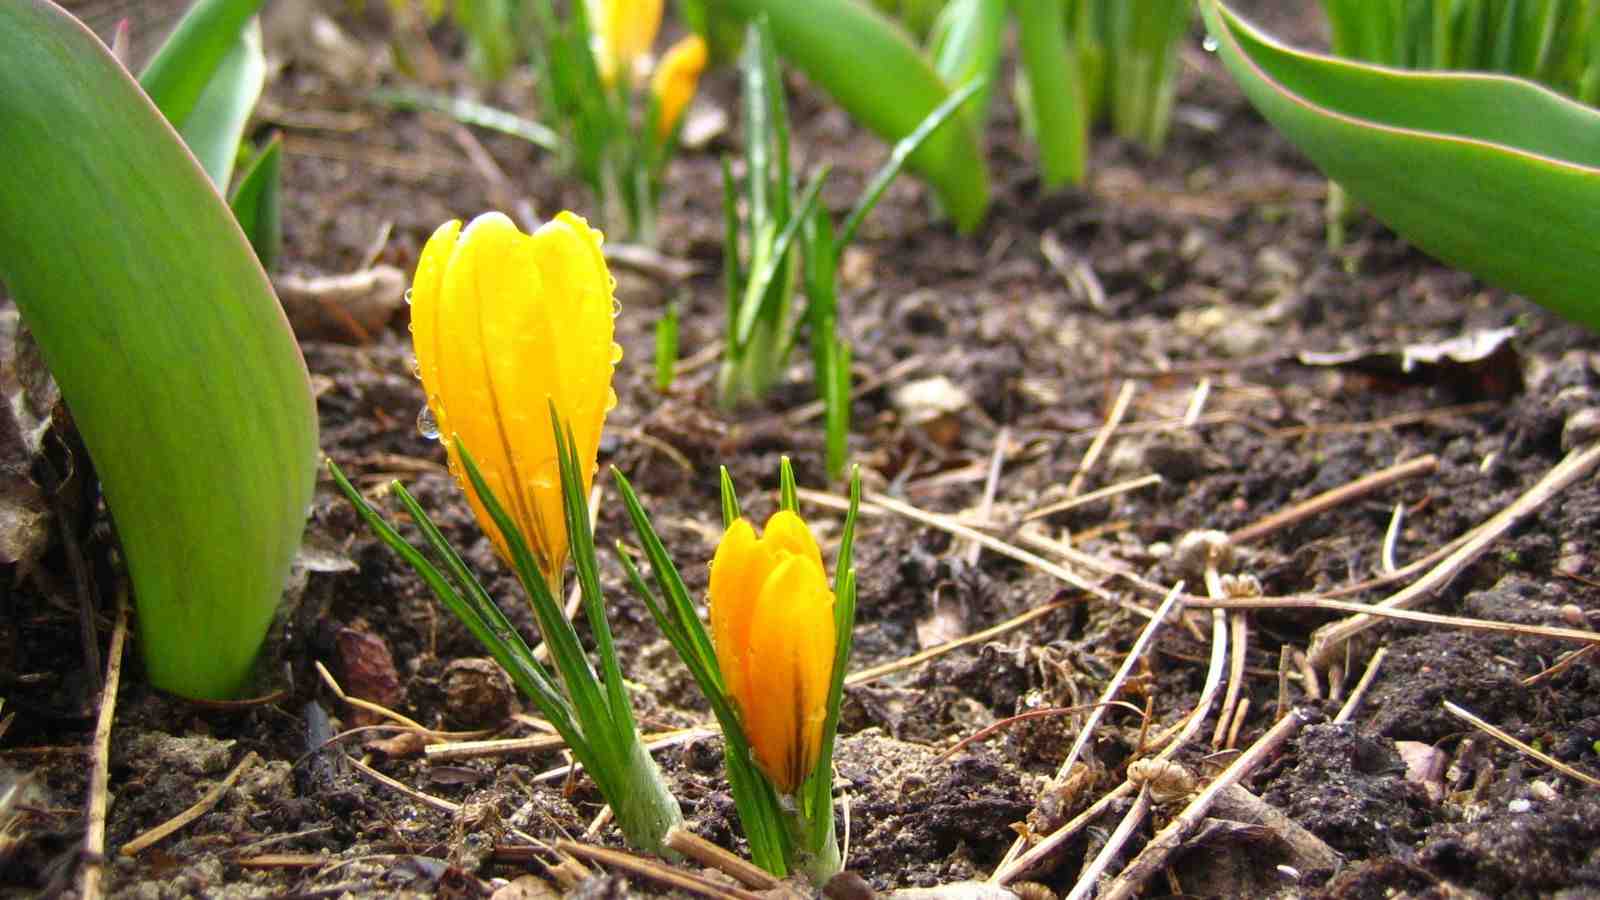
(589, 0, 664, 85)
(410, 211, 620, 586)
(709, 511, 837, 795)
(650, 34, 708, 140)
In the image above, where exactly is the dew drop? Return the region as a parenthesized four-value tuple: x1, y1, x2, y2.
(410, 358, 422, 379)
(604, 388, 618, 413)
(611, 298, 623, 318)
(1202, 35, 1219, 53)
(609, 342, 624, 364)
(404, 288, 414, 305)
(417, 405, 440, 440)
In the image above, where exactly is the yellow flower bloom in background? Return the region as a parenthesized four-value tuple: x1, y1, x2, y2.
(589, 0, 664, 84)
(411, 211, 620, 585)
(650, 34, 708, 140)
(709, 511, 837, 795)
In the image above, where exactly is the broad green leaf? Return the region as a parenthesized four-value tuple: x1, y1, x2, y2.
(229, 133, 283, 270)
(930, 0, 1007, 124)
(139, 0, 265, 132)
(714, 0, 992, 232)
(181, 17, 265, 188)
(1201, 0, 1600, 331)
(0, 1, 317, 698)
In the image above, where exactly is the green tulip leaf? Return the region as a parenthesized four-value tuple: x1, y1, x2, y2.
(1201, 0, 1600, 331)
(0, 1, 318, 698)
(713, 0, 992, 232)
(180, 16, 266, 189)
(229, 132, 284, 271)
(139, 0, 265, 136)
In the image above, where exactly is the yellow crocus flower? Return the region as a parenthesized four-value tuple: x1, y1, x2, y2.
(410, 211, 620, 586)
(709, 511, 837, 795)
(589, 0, 664, 85)
(650, 34, 708, 140)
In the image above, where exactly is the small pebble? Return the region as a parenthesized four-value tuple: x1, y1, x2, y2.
(1508, 797, 1532, 813)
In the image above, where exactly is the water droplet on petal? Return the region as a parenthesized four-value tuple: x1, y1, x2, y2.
(1202, 35, 1218, 53)
(410, 358, 422, 379)
(610, 343, 624, 364)
(417, 405, 440, 440)
(404, 288, 414, 305)
(604, 388, 618, 413)
(611, 298, 623, 318)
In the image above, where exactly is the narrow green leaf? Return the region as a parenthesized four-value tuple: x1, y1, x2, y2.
(719, 466, 743, 528)
(654, 301, 679, 392)
(0, 0, 315, 699)
(805, 466, 860, 852)
(1203, 0, 1600, 331)
(1014, 0, 1086, 188)
(735, 167, 830, 346)
(714, 0, 992, 232)
(229, 132, 282, 270)
(778, 456, 798, 512)
(836, 78, 985, 253)
(454, 440, 614, 749)
(370, 87, 564, 152)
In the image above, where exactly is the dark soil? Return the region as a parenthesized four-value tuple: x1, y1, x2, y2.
(7, 1, 1600, 897)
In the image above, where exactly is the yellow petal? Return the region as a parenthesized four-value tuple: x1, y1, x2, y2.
(595, 0, 663, 84)
(762, 509, 825, 574)
(412, 218, 461, 443)
(410, 211, 618, 585)
(650, 34, 707, 140)
(709, 517, 765, 706)
(743, 555, 836, 794)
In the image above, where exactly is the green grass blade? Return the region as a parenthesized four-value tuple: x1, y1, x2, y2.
(325, 462, 585, 748)
(778, 456, 798, 512)
(835, 78, 984, 253)
(1203, 0, 1600, 331)
(609, 467, 788, 873)
(719, 466, 743, 528)
(654, 301, 679, 391)
(229, 133, 283, 270)
(1015, 0, 1087, 188)
(805, 467, 859, 850)
(369, 87, 564, 152)
(454, 442, 614, 746)
(715, 0, 992, 232)
(611, 468, 723, 684)
(0, 0, 315, 699)
(552, 412, 635, 747)
(735, 167, 829, 346)
(139, 0, 265, 132)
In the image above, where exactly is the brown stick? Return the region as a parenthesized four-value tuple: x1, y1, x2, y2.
(663, 826, 781, 890)
(555, 840, 767, 900)
(1097, 709, 1311, 900)
(1307, 440, 1600, 666)
(120, 752, 261, 857)
(79, 585, 129, 900)
(1229, 455, 1437, 545)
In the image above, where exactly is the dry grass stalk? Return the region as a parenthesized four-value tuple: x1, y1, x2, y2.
(120, 752, 260, 857)
(555, 839, 769, 899)
(1443, 701, 1600, 788)
(1228, 455, 1436, 545)
(1333, 647, 1389, 724)
(1067, 380, 1137, 499)
(79, 585, 129, 900)
(1306, 440, 1600, 666)
(664, 825, 782, 890)
(1096, 709, 1311, 900)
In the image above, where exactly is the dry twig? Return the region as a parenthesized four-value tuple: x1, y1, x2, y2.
(555, 839, 768, 899)
(1443, 701, 1600, 788)
(1307, 440, 1600, 666)
(1229, 455, 1436, 545)
(120, 752, 261, 857)
(79, 585, 128, 900)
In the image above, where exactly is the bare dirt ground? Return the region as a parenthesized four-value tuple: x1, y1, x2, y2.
(6, 2, 1600, 897)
